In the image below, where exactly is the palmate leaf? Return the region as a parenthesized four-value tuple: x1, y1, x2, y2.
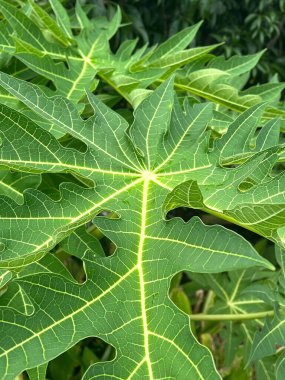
(0, 0, 210, 105)
(0, 0, 162, 125)
(0, 73, 274, 378)
(190, 269, 275, 319)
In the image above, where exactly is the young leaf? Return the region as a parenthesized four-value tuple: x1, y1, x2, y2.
(3, 0, 283, 123)
(49, 0, 73, 38)
(27, 0, 72, 46)
(0, 0, 113, 103)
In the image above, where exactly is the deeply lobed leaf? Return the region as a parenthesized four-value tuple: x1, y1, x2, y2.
(0, 72, 276, 379)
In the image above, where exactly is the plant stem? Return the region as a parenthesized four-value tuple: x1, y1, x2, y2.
(190, 310, 274, 321)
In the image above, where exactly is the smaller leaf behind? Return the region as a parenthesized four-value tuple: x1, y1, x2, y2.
(248, 310, 285, 363)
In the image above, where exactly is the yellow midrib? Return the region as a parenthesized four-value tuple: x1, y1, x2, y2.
(137, 177, 154, 379)
(66, 43, 98, 100)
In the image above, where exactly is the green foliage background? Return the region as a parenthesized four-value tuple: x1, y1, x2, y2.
(94, 0, 285, 83)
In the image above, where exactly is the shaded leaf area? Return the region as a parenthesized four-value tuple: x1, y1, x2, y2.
(0, 70, 278, 380)
(0, 170, 40, 203)
(245, 246, 285, 372)
(187, 267, 278, 376)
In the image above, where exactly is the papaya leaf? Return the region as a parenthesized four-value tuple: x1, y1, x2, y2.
(0, 74, 275, 379)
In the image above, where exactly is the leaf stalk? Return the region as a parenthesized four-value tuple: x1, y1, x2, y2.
(190, 310, 274, 321)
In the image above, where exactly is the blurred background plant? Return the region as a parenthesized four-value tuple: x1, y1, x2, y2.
(74, 0, 285, 84)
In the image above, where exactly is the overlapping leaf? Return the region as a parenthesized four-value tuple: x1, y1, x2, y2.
(164, 103, 285, 247)
(0, 0, 114, 103)
(0, 170, 40, 203)
(174, 58, 285, 124)
(189, 268, 276, 372)
(0, 72, 274, 379)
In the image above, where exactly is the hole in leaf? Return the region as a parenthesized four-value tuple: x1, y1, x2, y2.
(169, 271, 204, 317)
(94, 210, 120, 256)
(62, 60, 70, 70)
(45, 80, 56, 92)
(38, 173, 93, 200)
(42, 337, 115, 380)
(59, 134, 88, 152)
(100, 236, 116, 256)
(166, 206, 204, 221)
(238, 177, 256, 192)
(167, 207, 265, 244)
(54, 250, 86, 284)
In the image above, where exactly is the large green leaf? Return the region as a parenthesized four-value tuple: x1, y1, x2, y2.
(0, 74, 274, 379)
